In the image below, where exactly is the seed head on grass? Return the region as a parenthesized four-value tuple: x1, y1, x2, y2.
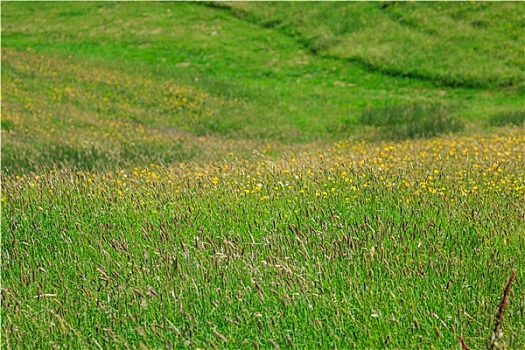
(489, 269, 517, 349)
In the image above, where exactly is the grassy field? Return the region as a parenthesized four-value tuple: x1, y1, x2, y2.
(2, 2, 525, 349)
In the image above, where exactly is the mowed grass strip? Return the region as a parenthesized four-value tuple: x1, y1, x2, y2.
(2, 128, 524, 348)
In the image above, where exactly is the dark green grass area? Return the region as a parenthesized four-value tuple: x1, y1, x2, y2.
(359, 102, 464, 140)
(489, 110, 525, 127)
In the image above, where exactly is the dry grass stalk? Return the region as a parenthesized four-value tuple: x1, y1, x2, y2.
(489, 269, 517, 349)
(458, 335, 471, 350)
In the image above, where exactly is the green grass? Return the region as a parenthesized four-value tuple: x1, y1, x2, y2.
(489, 110, 525, 127)
(1, 2, 525, 349)
(224, 2, 525, 88)
(2, 2, 524, 147)
(359, 102, 464, 140)
(3, 131, 525, 349)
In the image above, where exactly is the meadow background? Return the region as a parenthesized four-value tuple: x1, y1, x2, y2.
(1, 2, 524, 349)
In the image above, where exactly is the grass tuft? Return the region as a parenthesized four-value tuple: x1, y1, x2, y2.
(359, 102, 464, 140)
(489, 110, 525, 127)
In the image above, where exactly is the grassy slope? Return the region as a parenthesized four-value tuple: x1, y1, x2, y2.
(2, 2, 525, 349)
(2, 2, 524, 150)
(225, 2, 525, 88)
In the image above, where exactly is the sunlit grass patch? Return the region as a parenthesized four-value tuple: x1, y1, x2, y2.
(226, 2, 525, 88)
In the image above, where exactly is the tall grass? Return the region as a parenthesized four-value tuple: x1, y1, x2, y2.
(2, 128, 524, 348)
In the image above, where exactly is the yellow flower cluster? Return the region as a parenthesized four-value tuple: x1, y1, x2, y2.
(8, 128, 523, 208)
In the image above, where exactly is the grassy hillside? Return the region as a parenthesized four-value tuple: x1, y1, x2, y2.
(2, 2, 524, 154)
(225, 2, 525, 88)
(2, 2, 525, 349)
